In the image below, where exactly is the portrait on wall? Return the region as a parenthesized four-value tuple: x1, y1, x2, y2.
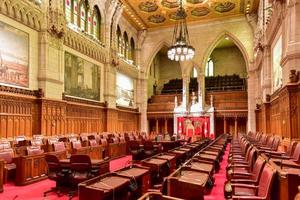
(0, 21, 29, 87)
(116, 72, 134, 107)
(64, 52, 100, 101)
(272, 36, 282, 91)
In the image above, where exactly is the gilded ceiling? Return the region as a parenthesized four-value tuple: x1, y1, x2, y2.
(121, 0, 259, 30)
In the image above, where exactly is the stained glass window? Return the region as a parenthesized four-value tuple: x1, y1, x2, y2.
(65, 0, 72, 23)
(80, 3, 86, 30)
(73, 0, 79, 26)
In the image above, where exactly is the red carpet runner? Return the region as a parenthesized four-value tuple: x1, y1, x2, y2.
(204, 144, 229, 200)
(0, 145, 229, 200)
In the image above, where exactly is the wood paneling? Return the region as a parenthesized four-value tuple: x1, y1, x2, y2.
(255, 82, 300, 139)
(0, 86, 140, 138)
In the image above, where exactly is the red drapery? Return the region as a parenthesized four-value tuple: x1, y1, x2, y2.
(177, 116, 210, 138)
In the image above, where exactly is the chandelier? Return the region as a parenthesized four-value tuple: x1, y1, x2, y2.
(167, 0, 195, 61)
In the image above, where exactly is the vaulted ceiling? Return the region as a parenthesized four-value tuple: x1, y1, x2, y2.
(121, 0, 259, 30)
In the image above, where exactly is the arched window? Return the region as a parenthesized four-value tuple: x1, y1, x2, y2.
(123, 32, 129, 59)
(117, 26, 122, 54)
(130, 38, 135, 64)
(87, 11, 92, 34)
(205, 58, 214, 77)
(79, 1, 87, 31)
(65, 0, 72, 23)
(73, 0, 79, 27)
(92, 7, 101, 40)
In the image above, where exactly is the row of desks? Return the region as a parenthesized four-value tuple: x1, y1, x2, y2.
(78, 136, 228, 200)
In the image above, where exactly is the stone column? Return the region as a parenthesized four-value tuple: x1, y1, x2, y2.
(182, 75, 190, 112)
(103, 64, 117, 108)
(197, 73, 204, 111)
(261, 45, 272, 101)
(164, 118, 168, 133)
(156, 119, 159, 133)
(247, 69, 257, 132)
(282, 0, 300, 85)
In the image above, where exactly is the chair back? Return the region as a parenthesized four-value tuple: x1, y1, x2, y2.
(257, 164, 276, 200)
(271, 137, 280, 151)
(89, 140, 98, 147)
(251, 156, 266, 182)
(266, 137, 274, 148)
(129, 140, 140, 150)
(100, 138, 108, 146)
(27, 146, 44, 156)
(71, 140, 82, 149)
(48, 137, 59, 145)
(53, 142, 66, 152)
(45, 154, 61, 172)
(287, 141, 298, 157)
(70, 154, 91, 171)
(144, 140, 154, 151)
(0, 141, 11, 150)
(292, 143, 300, 161)
(0, 149, 14, 163)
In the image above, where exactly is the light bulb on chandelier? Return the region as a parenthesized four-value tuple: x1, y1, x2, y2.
(167, 0, 195, 62)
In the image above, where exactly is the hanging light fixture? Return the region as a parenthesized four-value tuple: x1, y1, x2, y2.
(168, 0, 195, 62)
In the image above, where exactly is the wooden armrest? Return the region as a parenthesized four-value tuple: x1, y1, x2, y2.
(231, 172, 252, 177)
(231, 179, 256, 184)
(231, 183, 258, 189)
(232, 196, 265, 200)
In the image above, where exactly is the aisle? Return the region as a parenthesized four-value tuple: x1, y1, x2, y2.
(204, 144, 230, 200)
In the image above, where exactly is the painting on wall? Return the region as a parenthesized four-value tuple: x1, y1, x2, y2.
(272, 36, 282, 91)
(64, 52, 100, 101)
(0, 21, 29, 87)
(116, 72, 134, 107)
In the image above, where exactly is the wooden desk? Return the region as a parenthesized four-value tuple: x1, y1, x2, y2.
(89, 146, 104, 160)
(116, 165, 151, 198)
(142, 158, 169, 184)
(138, 192, 184, 200)
(168, 149, 189, 166)
(187, 159, 214, 175)
(156, 141, 181, 152)
(154, 154, 177, 172)
(45, 150, 68, 160)
(79, 174, 131, 200)
(268, 159, 300, 200)
(0, 159, 3, 192)
(15, 154, 47, 185)
(108, 142, 127, 159)
(167, 168, 209, 200)
(59, 158, 109, 175)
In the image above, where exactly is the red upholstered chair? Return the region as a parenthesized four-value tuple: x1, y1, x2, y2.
(129, 140, 143, 160)
(0, 149, 16, 183)
(71, 140, 82, 149)
(268, 141, 298, 159)
(53, 142, 66, 152)
(226, 156, 266, 184)
(225, 163, 276, 200)
(26, 146, 44, 156)
(0, 141, 11, 151)
(44, 154, 68, 197)
(89, 140, 98, 147)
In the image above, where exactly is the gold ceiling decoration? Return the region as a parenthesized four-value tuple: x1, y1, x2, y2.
(121, 0, 259, 29)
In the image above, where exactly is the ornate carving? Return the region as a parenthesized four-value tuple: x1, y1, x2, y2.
(0, 0, 44, 31)
(62, 93, 106, 107)
(289, 70, 299, 83)
(148, 14, 166, 24)
(0, 85, 43, 97)
(48, 7, 65, 39)
(187, 0, 205, 4)
(161, 0, 179, 9)
(191, 7, 210, 17)
(215, 2, 235, 13)
(138, 1, 158, 12)
(63, 28, 107, 64)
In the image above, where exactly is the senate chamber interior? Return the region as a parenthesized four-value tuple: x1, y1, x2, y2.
(0, 0, 299, 199)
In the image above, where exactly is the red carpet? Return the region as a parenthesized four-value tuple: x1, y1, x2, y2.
(204, 144, 229, 200)
(0, 155, 132, 200)
(0, 149, 229, 200)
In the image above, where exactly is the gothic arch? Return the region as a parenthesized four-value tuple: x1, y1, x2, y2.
(145, 40, 172, 78)
(202, 31, 250, 73)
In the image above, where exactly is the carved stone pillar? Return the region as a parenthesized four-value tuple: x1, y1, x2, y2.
(182, 75, 190, 112)
(103, 64, 117, 108)
(156, 119, 159, 133)
(197, 73, 204, 111)
(137, 76, 148, 132)
(261, 45, 272, 101)
(282, 0, 300, 85)
(164, 118, 168, 133)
